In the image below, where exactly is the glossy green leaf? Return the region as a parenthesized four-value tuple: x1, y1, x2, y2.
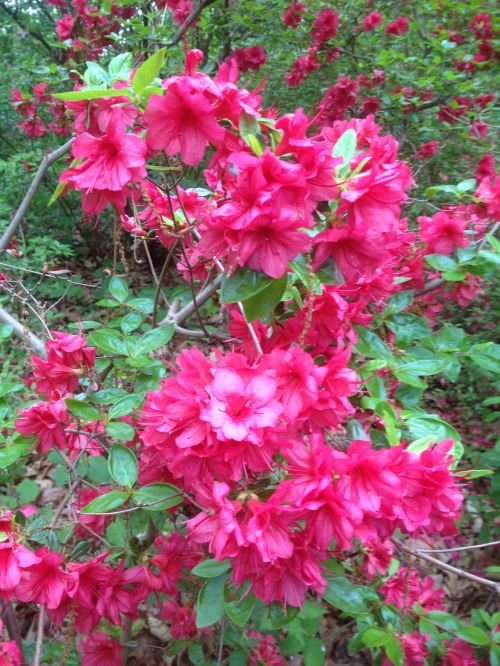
(133, 482, 182, 511)
(132, 48, 166, 96)
(80, 490, 128, 514)
(221, 268, 273, 303)
(108, 276, 129, 302)
(88, 329, 129, 356)
(193, 559, 231, 578)
(108, 444, 138, 488)
(65, 398, 101, 422)
(134, 325, 175, 355)
(196, 574, 227, 628)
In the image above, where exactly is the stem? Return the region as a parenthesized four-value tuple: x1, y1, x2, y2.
(33, 605, 45, 666)
(417, 539, 500, 554)
(0, 305, 46, 356)
(0, 139, 73, 252)
(395, 540, 500, 593)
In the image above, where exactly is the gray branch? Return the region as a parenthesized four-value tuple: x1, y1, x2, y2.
(0, 138, 74, 252)
(0, 305, 46, 357)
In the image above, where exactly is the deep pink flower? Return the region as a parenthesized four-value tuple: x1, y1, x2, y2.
(0, 640, 22, 666)
(0, 541, 40, 596)
(385, 17, 409, 36)
(151, 532, 202, 595)
(379, 567, 445, 611)
(201, 368, 282, 442)
(311, 8, 339, 46)
(283, 0, 306, 29)
(56, 14, 75, 41)
(60, 119, 146, 214)
(16, 547, 77, 609)
(15, 399, 69, 453)
(362, 12, 382, 31)
(144, 79, 224, 166)
(159, 599, 198, 639)
(248, 632, 286, 666)
(94, 560, 146, 626)
(232, 46, 267, 72)
(416, 140, 440, 159)
(80, 633, 123, 666)
(419, 211, 469, 255)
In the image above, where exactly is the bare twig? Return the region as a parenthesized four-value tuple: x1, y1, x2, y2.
(396, 540, 500, 593)
(168, 0, 218, 46)
(158, 274, 223, 327)
(2, 602, 24, 665)
(33, 605, 45, 666)
(0, 305, 46, 356)
(0, 138, 74, 253)
(415, 278, 446, 297)
(417, 539, 500, 554)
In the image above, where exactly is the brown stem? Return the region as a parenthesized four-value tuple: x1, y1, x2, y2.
(33, 605, 45, 666)
(0, 138, 73, 252)
(395, 540, 500, 593)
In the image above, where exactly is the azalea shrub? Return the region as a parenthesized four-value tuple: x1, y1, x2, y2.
(0, 2, 499, 666)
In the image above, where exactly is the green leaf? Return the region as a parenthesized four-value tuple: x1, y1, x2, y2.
(106, 421, 135, 441)
(65, 398, 101, 422)
(385, 637, 404, 666)
(455, 625, 491, 646)
(109, 276, 129, 302)
(406, 415, 461, 457)
(88, 329, 129, 356)
(406, 435, 437, 454)
(354, 328, 393, 361)
(323, 577, 378, 615)
(80, 490, 128, 514)
(133, 483, 182, 511)
(126, 298, 154, 314)
(469, 342, 500, 374)
(361, 628, 389, 647)
(456, 179, 476, 193)
(108, 444, 138, 488)
(242, 274, 287, 323)
(15, 478, 39, 503)
(108, 52, 133, 80)
(425, 254, 457, 272)
(0, 443, 29, 469)
(132, 48, 166, 96)
(193, 559, 231, 579)
(196, 574, 227, 628)
(221, 268, 273, 303)
(53, 88, 131, 101)
(384, 290, 413, 315)
(224, 587, 255, 627)
(120, 312, 144, 334)
(396, 358, 449, 376)
(303, 637, 326, 666)
(333, 128, 357, 172)
(108, 394, 143, 420)
(134, 325, 175, 355)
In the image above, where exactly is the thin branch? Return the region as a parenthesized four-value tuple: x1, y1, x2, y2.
(415, 277, 446, 296)
(0, 305, 46, 356)
(0, 2, 55, 57)
(396, 540, 500, 593)
(158, 274, 223, 327)
(417, 539, 500, 554)
(168, 0, 218, 47)
(0, 138, 74, 253)
(33, 605, 45, 666)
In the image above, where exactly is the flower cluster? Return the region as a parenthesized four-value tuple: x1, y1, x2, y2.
(10, 84, 69, 138)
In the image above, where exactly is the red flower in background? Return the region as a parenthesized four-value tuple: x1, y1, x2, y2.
(385, 17, 409, 36)
(232, 45, 267, 72)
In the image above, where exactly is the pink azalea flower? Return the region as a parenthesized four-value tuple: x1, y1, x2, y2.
(201, 368, 282, 442)
(144, 79, 224, 166)
(159, 600, 198, 639)
(60, 118, 146, 214)
(419, 211, 469, 255)
(0, 540, 40, 596)
(15, 399, 69, 453)
(16, 547, 78, 609)
(80, 632, 123, 666)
